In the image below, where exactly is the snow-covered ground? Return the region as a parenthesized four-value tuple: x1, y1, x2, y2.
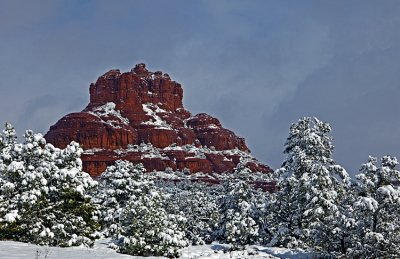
(0, 239, 314, 259)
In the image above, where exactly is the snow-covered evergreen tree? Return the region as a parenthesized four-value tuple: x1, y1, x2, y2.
(348, 156, 400, 258)
(96, 160, 188, 257)
(163, 180, 220, 245)
(0, 124, 99, 247)
(215, 161, 264, 250)
(116, 190, 187, 258)
(271, 117, 351, 255)
(95, 160, 148, 236)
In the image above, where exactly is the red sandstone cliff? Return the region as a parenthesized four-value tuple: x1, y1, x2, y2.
(45, 63, 272, 177)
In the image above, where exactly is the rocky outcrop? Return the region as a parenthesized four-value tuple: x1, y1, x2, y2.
(45, 63, 272, 177)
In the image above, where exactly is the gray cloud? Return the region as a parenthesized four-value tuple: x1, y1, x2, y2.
(0, 0, 399, 176)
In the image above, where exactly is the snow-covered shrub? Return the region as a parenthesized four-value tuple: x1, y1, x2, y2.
(348, 156, 400, 258)
(0, 124, 99, 247)
(215, 163, 267, 250)
(162, 180, 220, 245)
(96, 160, 188, 257)
(271, 117, 351, 255)
(116, 190, 187, 258)
(94, 160, 147, 236)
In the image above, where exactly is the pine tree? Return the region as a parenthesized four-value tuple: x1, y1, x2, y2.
(95, 160, 148, 236)
(96, 160, 188, 257)
(0, 124, 99, 247)
(348, 156, 400, 258)
(215, 162, 262, 250)
(271, 117, 351, 255)
(163, 180, 220, 245)
(117, 190, 187, 258)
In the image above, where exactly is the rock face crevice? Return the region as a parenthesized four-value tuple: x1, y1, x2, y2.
(45, 63, 272, 176)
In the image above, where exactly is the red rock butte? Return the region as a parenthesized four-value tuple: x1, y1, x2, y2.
(45, 63, 272, 177)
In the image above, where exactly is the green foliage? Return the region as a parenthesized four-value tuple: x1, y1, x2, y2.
(163, 181, 220, 245)
(96, 160, 188, 257)
(348, 156, 400, 258)
(117, 192, 187, 258)
(215, 163, 266, 250)
(0, 124, 99, 247)
(94, 160, 150, 236)
(271, 117, 351, 255)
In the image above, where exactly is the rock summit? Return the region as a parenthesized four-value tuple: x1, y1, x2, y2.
(45, 63, 272, 176)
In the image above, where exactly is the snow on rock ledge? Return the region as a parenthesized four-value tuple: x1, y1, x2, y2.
(44, 63, 272, 177)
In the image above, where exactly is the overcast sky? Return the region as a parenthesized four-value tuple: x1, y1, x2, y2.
(1, 0, 399, 176)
